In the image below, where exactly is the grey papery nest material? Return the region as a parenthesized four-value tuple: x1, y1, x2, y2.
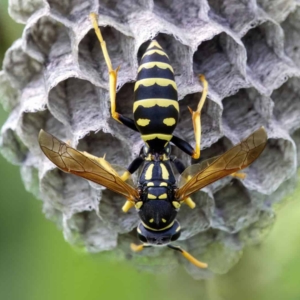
(1, 0, 300, 279)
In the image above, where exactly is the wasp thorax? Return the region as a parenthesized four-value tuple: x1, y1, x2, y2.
(138, 199, 177, 230)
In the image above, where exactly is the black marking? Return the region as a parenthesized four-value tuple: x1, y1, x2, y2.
(137, 66, 175, 81)
(134, 84, 178, 101)
(141, 52, 170, 64)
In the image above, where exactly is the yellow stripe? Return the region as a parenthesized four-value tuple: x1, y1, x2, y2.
(160, 182, 168, 186)
(148, 40, 162, 49)
(142, 49, 168, 59)
(134, 78, 177, 92)
(138, 62, 174, 73)
(141, 133, 172, 142)
(148, 194, 157, 199)
(160, 163, 169, 180)
(133, 99, 179, 112)
(145, 163, 154, 180)
(147, 182, 154, 186)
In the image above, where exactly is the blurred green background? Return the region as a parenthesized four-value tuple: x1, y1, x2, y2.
(1, 1, 300, 299)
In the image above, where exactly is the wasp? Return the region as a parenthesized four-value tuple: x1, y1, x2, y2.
(38, 13, 267, 269)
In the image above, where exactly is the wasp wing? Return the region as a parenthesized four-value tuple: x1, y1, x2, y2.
(178, 155, 220, 187)
(38, 130, 139, 201)
(175, 127, 267, 201)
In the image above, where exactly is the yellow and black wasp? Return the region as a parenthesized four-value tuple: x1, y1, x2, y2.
(38, 13, 267, 268)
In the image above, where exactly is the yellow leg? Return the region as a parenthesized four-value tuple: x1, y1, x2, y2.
(188, 74, 208, 159)
(130, 243, 145, 252)
(231, 172, 246, 180)
(122, 200, 135, 213)
(180, 248, 208, 268)
(120, 170, 131, 181)
(182, 197, 196, 209)
(168, 245, 208, 268)
(90, 13, 121, 124)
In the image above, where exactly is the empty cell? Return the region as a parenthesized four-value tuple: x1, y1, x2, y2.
(79, 26, 134, 86)
(272, 77, 300, 133)
(18, 110, 68, 156)
(63, 210, 118, 252)
(40, 168, 99, 217)
(77, 129, 130, 166)
(48, 78, 106, 136)
(281, 7, 300, 68)
(100, 189, 139, 234)
(207, 0, 257, 34)
(99, 0, 149, 23)
(0, 72, 19, 112)
(189, 136, 235, 192)
(242, 22, 292, 93)
(193, 33, 247, 99)
(213, 179, 257, 233)
(9, 0, 46, 23)
(245, 137, 295, 194)
(176, 93, 222, 149)
(257, 0, 296, 23)
(153, 0, 202, 27)
(0, 128, 28, 165)
(24, 16, 61, 63)
(47, 0, 93, 24)
(3, 41, 42, 90)
(177, 191, 213, 239)
(222, 88, 266, 134)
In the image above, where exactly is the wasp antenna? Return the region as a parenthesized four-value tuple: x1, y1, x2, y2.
(168, 245, 208, 268)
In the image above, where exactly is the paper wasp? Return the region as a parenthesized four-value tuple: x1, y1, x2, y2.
(38, 13, 267, 268)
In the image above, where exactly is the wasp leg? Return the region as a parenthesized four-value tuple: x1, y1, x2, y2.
(171, 135, 194, 157)
(171, 76, 207, 158)
(168, 244, 208, 268)
(120, 156, 144, 182)
(231, 172, 246, 180)
(169, 156, 196, 209)
(121, 155, 145, 212)
(188, 74, 208, 159)
(122, 200, 135, 213)
(182, 197, 196, 209)
(170, 155, 186, 174)
(90, 13, 138, 132)
(130, 243, 151, 252)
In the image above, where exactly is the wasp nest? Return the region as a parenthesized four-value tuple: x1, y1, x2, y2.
(1, 0, 300, 279)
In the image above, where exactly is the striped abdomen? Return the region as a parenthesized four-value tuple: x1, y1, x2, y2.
(134, 40, 179, 151)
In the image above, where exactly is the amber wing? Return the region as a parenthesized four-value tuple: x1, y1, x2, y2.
(175, 127, 267, 201)
(38, 130, 139, 201)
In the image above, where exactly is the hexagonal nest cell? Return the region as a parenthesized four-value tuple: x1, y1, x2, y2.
(1, 0, 300, 279)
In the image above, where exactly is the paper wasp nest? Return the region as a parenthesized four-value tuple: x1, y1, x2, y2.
(1, 0, 300, 279)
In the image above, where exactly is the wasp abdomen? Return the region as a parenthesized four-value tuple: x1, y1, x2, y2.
(134, 40, 179, 150)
